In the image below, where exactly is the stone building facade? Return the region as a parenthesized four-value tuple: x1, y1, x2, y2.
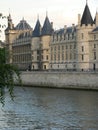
(5, 2, 98, 71)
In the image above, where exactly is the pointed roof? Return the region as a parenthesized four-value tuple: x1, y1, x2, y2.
(94, 12, 98, 24)
(41, 16, 52, 36)
(33, 19, 41, 37)
(81, 3, 94, 25)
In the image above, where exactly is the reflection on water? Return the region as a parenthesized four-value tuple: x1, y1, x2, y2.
(0, 86, 98, 130)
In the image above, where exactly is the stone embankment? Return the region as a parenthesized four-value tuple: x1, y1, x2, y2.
(19, 71, 98, 90)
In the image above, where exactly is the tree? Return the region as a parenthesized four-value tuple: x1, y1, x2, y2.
(0, 48, 22, 105)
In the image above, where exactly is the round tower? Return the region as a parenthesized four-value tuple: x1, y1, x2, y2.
(41, 15, 53, 70)
(31, 18, 41, 70)
(76, 1, 95, 71)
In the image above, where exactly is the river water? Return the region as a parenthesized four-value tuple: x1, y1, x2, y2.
(0, 87, 98, 130)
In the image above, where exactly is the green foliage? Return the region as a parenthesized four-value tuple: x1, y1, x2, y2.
(0, 48, 22, 105)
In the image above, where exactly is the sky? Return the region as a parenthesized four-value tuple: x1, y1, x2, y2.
(0, 0, 97, 40)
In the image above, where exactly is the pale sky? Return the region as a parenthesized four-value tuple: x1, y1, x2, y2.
(0, 0, 97, 40)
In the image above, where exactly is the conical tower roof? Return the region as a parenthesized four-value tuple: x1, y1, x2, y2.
(41, 16, 52, 36)
(81, 3, 94, 25)
(33, 19, 41, 37)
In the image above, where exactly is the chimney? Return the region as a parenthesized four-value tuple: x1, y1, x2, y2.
(72, 24, 75, 32)
(78, 14, 81, 25)
(96, 12, 98, 27)
(64, 25, 67, 33)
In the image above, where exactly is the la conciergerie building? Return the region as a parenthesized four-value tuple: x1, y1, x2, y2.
(5, 1, 98, 71)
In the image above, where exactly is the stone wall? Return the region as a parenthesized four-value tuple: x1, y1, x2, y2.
(20, 71, 98, 90)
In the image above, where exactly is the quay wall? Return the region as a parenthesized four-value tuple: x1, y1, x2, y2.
(20, 71, 98, 90)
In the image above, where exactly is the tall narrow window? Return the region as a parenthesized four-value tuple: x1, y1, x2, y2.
(82, 54, 84, 61)
(72, 33, 74, 39)
(94, 44, 96, 48)
(68, 34, 70, 40)
(94, 35, 96, 40)
(64, 34, 66, 40)
(46, 55, 48, 60)
(94, 52, 96, 60)
(82, 46, 84, 52)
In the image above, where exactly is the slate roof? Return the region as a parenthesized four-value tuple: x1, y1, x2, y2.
(92, 27, 98, 32)
(81, 3, 94, 25)
(33, 19, 41, 37)
(41, 16, 53, 36)
(54, 26, 76, 34)
(15, 19, 32, 30)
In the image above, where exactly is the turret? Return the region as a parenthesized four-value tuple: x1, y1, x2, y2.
(7, 14, 14, 30)
(41, 15, 53, 70)
(31, 18, 41, 70)
(76, 1, 95, 71)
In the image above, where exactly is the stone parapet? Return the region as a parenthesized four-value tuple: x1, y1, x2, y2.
(20, 71, 98, 90)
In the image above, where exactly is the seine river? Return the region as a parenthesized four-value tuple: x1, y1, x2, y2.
(0, 87, 98, 130)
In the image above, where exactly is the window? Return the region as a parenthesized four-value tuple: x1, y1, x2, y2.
(82, 54, 84, 61)
(94, 35, 96, 40)
(70, 53, 72, 60)
(62, 46, 64, 50)
(82, 46, 84, 52)
(68, 34, 70, 40)
(54, 54, 56, 61)
(94, 44, 96, 48)
(70, 45, 72, 49)
(58, 54, 60, 61)
(94, 52, 96, 60)
(46, 55, 48, 60)
(74, 44, 76, 49)
(66, 53, 68, 60)
(58, 46, 60, 50)
(37, 50, 39, 55)
(66, 45, 68, 49)
(72, 33, 74, 39)
(44, 65, 46, 69)
(62, 53, 64, 60)
(54, 46, 56, 51)
(51, 54, 53, 61)
(37, 56, 39, 60)
(41, 55, 43, 60)
(64, 34, 66, 40)
(74, 53, 76, 60)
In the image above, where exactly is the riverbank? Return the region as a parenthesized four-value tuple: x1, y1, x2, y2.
(19, 71, 98, 90)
